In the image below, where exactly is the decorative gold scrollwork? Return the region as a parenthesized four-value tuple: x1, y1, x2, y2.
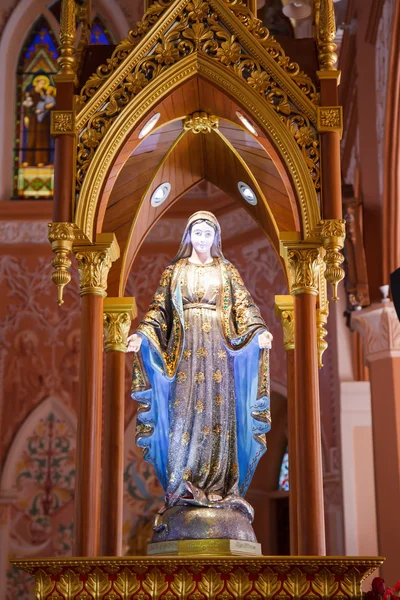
(48, 222, 75, 306)
(317, 307, 329, 368)
(76, 0, 320, 194)
(184, 111, 219, 133)
(321, 219, 346, 301)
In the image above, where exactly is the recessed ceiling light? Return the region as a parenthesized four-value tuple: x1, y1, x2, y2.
(236, 111, 258, 136)
(151, 182, 171, 207)
(238, 181, 257, 205)
(138, 113, 161, 139)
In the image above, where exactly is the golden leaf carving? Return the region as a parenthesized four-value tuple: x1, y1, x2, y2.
(198, 567, 224, 600)
(340, 567, 363, 598)
(86, 567, 112, 598)
(35, 568, 55, 599)
(170, 567, 196, 598)
(114, 567, 141, 598)
(311, 568, 339, 598)
(226, 568, 253, 598)
(254, 567, 280, 598)
(142, 567, 169, 598)
(283, 567, 310, 598)
(56, 569, 84, 599)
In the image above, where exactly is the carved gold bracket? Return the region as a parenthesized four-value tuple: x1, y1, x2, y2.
(48, 222, 75, 306)
(74, 233, 120, 297)
(183, 112, 219, 134)
(103, 297, 137, 352)
(275, 295, 294, 351)
(321, 219, 346, 301)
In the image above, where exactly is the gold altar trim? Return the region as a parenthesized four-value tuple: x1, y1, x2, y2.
(148, 538, 262, 556)
(13, 556, 384, 600)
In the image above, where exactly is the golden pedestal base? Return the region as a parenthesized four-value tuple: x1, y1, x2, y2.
(148, 538, 262, 556)
(13, 556, 383, 599)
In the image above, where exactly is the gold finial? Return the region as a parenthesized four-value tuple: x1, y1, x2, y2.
(183, 112, 219, 135)
(58, 0, 77, 79)
(318, 0, 337, 70)
(321, 219, 346, 301)
(48, 222, 75, 306)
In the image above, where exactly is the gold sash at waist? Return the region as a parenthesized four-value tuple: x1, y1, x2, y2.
(183, 303, 217, 311)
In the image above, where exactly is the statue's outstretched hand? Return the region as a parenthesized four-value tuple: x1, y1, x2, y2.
(258, 330, 273, 349)
(127, 333, 142, 353)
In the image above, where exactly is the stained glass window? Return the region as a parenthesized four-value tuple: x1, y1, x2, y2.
(14, 18, 58, 199)
(90, 16, 114, 45)
(278, 446, 289, 491)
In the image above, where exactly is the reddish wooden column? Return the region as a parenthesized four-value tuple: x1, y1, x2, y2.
(294, 291, 326, 555)
(275, 296, 298, 555)
(283, 246, 326, 556)
(101, 298, 136, 556)
(73, 235, 119, 556)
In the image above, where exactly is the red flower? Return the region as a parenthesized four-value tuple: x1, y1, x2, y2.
(383, 588, 393, 600)
(393, 581, 400, 595)
(373, 578, 387, 596)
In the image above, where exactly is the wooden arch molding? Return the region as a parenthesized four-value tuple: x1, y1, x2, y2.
(73, 0, 321, 252)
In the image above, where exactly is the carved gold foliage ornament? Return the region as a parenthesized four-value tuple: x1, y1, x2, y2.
(75, 250, 112, 297)
(286, 247, 321, 296)
(184, 111, 219, 133)
(321, 219, 346, 301)
(103, 312, 131, 352)
(79, 0, 317, 104)
(275, 295, 294, 351)
(317, 307, 329, 368)
(76, 0, 320, 193)
(13, 556, 383, 599)
(317, 106, 343, 136)
(51, 111, 75, 135)
(48, 222, 75, 306)
(317, 0, 337, 70)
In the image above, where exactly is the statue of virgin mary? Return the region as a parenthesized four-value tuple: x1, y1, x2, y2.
(129, 211, 272, 546)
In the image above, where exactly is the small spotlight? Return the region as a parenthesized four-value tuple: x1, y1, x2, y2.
(238, 181, 257, 205)
(138, 113, 161, 139)
(236, 111, 258, 136)
(151, 182, 171, 207)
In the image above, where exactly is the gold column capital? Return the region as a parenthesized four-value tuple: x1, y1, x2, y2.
(103, 297, 137, 352)
(281, 240, 324, 296)
(74, 233, 120, 297)
(320, 219, 346, 301)
(48, 222, 75, 306)
(275, 295, 295, 351)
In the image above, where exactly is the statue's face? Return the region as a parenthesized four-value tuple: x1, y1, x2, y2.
(190, 221, 215, 254)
